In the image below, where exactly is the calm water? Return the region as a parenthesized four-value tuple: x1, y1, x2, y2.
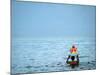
(11, 37, 96, 74)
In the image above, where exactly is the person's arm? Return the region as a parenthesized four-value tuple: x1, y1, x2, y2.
(66, 55, 70, 63)
(77, 55, 79, 64)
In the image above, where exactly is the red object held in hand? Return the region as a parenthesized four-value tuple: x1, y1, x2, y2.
(70, 61, 77, 65)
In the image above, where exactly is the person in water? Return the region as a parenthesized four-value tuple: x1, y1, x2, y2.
(66, 45, 79, 66)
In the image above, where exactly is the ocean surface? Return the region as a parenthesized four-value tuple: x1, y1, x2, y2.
(11, 37, 96, 74)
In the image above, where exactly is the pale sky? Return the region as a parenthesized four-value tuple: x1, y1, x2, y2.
(12, 0, 96, 38)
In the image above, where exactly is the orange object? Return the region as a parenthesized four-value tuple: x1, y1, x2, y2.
(70, 47, 77, 54)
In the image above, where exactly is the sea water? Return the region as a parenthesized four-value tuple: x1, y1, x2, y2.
(11, 37, 96, 74)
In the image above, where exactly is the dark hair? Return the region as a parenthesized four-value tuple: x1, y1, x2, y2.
(72, 45, 75, 48)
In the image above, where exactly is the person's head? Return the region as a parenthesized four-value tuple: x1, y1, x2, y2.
(72, 45, 75, 48)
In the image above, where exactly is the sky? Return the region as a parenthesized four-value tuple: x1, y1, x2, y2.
(12, 0, 96, 38)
